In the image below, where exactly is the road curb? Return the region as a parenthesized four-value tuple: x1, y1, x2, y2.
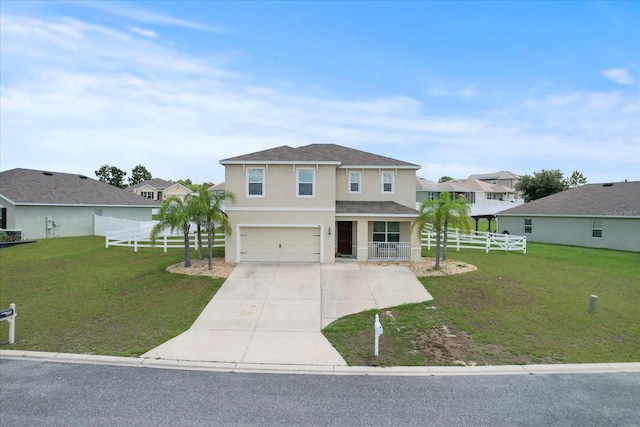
(2, 350, 639, 376)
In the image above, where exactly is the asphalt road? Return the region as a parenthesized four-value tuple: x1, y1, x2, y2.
(1, 359, 639, 426)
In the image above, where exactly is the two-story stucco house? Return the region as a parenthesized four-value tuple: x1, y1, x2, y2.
(220, 144, 422, 263)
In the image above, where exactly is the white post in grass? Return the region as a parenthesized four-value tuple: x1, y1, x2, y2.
(374, 314, 383, 357)
(588, 295, 598, 314)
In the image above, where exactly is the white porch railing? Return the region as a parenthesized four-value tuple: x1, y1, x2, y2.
(421, 224, 526, 254)
(368, 242, 411, 260)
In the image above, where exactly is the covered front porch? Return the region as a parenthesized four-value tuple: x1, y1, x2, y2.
(335, 201, 421, 262)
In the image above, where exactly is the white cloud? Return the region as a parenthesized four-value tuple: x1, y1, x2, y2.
(1, 11, 638, 186)
(426, 85, 478, 99)
(77, 2, 224, 33)
(129, 26, 158, 38)
(602, 68, 635, 85)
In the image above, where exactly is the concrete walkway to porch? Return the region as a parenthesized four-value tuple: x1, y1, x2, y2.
(142, 262, 433, 366)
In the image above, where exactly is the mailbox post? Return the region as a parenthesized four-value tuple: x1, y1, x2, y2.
(374, 313, 383, 357)
(0, 303, 16, 344)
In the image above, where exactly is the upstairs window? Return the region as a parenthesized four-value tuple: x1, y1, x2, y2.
(349, 172, 361, 193)
(247, 168, 264, 197)
(592, 220, 603, 238)
(297, 168, 315, 197)
(141, 191, 153, 199)
(524, 218, 533, 234)
(382, 171, 394, 194)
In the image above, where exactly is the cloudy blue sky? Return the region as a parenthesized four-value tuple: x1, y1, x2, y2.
(1, 1, 638, 185)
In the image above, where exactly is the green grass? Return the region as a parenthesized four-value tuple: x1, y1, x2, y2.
(324, 243, 640, 366)
(0, 237, 222, 356)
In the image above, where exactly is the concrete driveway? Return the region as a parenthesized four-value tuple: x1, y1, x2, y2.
(142, 262, 433, 366)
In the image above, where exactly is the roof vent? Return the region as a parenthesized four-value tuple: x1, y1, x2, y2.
(43, 172, 53, 176)
(603, 183, 614, 187)
(79, 175, 88, 179)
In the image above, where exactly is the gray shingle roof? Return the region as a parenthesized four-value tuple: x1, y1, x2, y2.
(128, 178, 175, 191)
(468, 171, 520, 181)
(0, 168, 160, 207)
(220, 144, 420, 169)
(497, 181, 640, 217)
(336, 201, 419, 216)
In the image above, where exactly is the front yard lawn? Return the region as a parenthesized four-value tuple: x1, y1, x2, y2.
(323, 243, 640, 366)
(0, 236, 222, 356)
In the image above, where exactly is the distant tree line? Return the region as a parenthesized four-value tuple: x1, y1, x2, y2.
(95, 165, 214, 190)
(516, 169, 587, 202)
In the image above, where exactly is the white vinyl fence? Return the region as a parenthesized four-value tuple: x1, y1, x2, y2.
(422, 223, 526, 254)
(96, 216, 225, 252)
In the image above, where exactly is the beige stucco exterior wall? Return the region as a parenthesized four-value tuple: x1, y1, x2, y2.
(225, 164, 337, 209)
(497, 215, 640, 252)
(163, 184, 192, 201)
(335, 168, 417, 208)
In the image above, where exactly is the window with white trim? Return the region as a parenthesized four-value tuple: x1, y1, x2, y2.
(592, 220, 603, 238)
(372, 221, 400, 242)
(247, 168, 264, 197)
(524, 218, 532, 234)
(382, 171, 394, 193)
(141, 191, 153, 199)
(349, 172, 361, 193)
(297, 168, 315, 197)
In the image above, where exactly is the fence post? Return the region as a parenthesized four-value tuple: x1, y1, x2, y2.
(523, 236, 527, 254)
(486, 233, 490, 253)
(456, 230, 460, 252)
(105, 232, 109, 249)
(164, 235, 168, 253)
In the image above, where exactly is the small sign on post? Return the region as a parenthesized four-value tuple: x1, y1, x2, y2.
(374, 313, 383, 357)
(0, 303, 16, 344)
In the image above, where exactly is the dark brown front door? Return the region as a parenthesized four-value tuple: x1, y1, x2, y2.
(337, 221, 353, 255)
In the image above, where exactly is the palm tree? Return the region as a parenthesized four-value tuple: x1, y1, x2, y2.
(442, 195, 471, 261)
(196, 188, 235, 270)
(188, 194, 207, 261)
(150, 195, 193, 267)
(412, 192, 448, 270)
(412, 192, 472, 269)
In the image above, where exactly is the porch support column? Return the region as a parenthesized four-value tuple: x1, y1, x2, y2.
(410, 221, 422, 261)
(356, 218, 369, 262)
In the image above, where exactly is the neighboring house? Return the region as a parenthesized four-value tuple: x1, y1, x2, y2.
(0, 168, 160, 239)
(468, 171, 520, 189)
(496, 181, 640, 252)
(416, 173, 522, 216)
(128, 178, 192, 202)
(219, 144, 422, 263)
(208, 181, 226, 196)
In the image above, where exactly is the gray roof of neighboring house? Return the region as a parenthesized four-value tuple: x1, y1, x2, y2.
(0, 168, 160, 207)
(416, 177, 513, 194)
(497, 181, 640, 217)
(336, 201, 419, 216)
(468, 171, 520, 181)
(128, 178, 175, 191)
(446, 178, 515, 194)
(220, 144, 420, 169)
(208, 181, 225, 192)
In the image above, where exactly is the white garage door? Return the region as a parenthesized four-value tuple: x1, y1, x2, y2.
(240, 227, 321, 262)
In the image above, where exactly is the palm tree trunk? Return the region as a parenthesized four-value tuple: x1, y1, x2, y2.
(183, 225, 191, 267)
(435, 231, 441, 270)
(197, 224, 204, 260)
(443, 220, 448, 261)
(207, 223, 214, 270)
